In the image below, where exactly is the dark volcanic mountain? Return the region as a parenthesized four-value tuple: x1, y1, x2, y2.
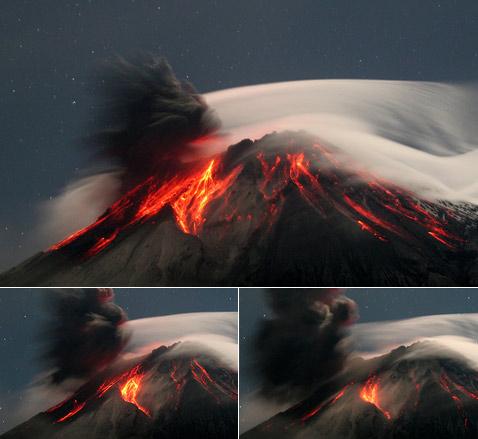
(242, 342, 478, 439)
(1, 131, 477, 286)
(1, 343, 237, 439)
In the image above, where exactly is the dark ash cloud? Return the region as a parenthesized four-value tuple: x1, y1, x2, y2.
(43, 288, 130, 384)
(88, 55, 220, 187)
(253, 288, 357, 401)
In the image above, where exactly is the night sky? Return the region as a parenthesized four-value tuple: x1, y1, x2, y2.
(2, 0, 478, 270)
(239, 288, 478, 397)
(0, 287, 237, 431)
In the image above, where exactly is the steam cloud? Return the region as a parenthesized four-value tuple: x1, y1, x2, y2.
(44, 288, 130, 384)
(253, 288, 357, 401)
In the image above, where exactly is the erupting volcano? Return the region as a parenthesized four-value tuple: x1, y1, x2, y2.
(1, 343, 237, 439)
(1, 58, 477, 286)
(2, 132, 477, 287)
(242, 341, 478, 439)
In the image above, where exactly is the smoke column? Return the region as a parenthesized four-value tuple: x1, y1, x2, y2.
(253, 288, 357, 401)
(88, 55, 220, 189)
(43, 288, 130, 384)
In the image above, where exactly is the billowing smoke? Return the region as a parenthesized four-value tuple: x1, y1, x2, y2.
(35, 66, 478, 256)
(44, 288, 130, 384)
(37, 56, 220, 247)
(88, 55, 220, 188)
(253, 288, 357, 401)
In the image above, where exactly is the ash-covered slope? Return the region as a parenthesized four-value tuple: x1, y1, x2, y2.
(242, 342, 478, 439)
(1, 131, 477, 286)
(1, 343, 237, 439)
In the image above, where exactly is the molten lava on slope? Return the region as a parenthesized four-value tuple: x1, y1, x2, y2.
(243, 342, 478, 439)
(2, 344, 238, 439)
(1, 132, 476, 286)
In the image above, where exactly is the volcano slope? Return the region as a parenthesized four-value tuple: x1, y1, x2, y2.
(1, 342, 237, 439)
(1, 131, 477, 286)
(242, 342, 478, 439)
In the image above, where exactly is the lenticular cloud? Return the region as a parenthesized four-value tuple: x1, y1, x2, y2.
(205, 79, 478, 204)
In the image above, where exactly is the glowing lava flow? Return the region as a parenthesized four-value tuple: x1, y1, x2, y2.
(255, 145, 464, 249)
(359, 376, 391, 420)
(438, 373, 478, 428)
(190, 359, 237, 401)
(300, 383, 353, 422)
(49, 157, 243, 257)
(49, 364, 151, 424)
(169, 361, 185, 393)
(48, 139, 465, 259)
(54, 400, 86, 423)
(119, 365, 151, 417)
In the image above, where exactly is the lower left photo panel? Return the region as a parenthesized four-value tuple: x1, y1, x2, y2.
(0, 288, 238, 439)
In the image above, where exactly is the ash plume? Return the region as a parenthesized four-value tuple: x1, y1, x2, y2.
(44, 288, 130, 384)
(253, 288, 357, 401)
(89, 55, 220, 188)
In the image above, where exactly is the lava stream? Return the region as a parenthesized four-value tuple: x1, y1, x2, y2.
(300, 382, 352, 422)
(49, 157, 243, 257)
(438, 373, 478, 428)
(359, 376, 391, 420)
(119, 365, 151, 417)
(48, 363, 151, 424)
(54, 400, 86, 423)
(170, 361, 185, 393)
(48, 141, 464, 259)
(190, 359, 237, 401)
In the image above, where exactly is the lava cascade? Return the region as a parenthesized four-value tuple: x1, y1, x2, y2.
(47, 363, 151, 423)
(438, 372, 478, 428)
(47, 137, 465, 260)
(46, 358, 238, 425)
(190, 359, 238, 402)
(49, 157, 243, 258)
(299, 383, 353, 423)
(119, 365, 151, 417)
(296, 371, 478, 428)
(359, 376, 391, 420)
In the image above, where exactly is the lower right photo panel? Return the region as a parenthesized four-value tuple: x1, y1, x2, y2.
(240, 288, 478, 439)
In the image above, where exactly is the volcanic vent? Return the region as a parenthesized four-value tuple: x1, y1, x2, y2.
(1, 343, 237, 439)
(242, 342, 478, 439)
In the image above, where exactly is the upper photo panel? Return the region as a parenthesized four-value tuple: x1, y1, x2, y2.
(1, 1, 478, 286)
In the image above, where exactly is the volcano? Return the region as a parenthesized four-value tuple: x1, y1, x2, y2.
(1, 342, 237, 439)
(1, 130, 477, 286)
(242, 341, 478, 439)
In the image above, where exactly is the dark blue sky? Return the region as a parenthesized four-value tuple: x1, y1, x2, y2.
(0, 287, 237, 431)
(2, 0, 478, 269)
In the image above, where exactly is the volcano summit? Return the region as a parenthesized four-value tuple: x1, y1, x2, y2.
(242, 341, 478, 439)
(1, 343, 238, 439)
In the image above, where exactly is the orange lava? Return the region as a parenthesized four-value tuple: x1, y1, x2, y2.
(300, 383, 352, 422)
(169, 361, 185, 393)
(48, 141, 464, 259)
(359, 376, 391, 420)
(55, 399, 86, 423)
(49, 157, 243, 257)
(438, 373, 478, 428)
(119, 365, 151, 417)
(96, 369, 131, 398)
(190, 359, 237, 401)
